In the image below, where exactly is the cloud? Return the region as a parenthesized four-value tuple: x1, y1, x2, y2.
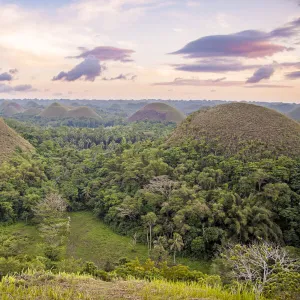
(173, 28, 183, 33)
(71, 46, 135, 62)
(52, 56, 102, 82)
(170, 18, 300, 59)
(285, 71, 300, 79)
(173, 59, 261, 73)
(0, 72, 13, 81)
(153, 77, 291, 88)
(269, 17, 300, 38)
(9, 68, 18, 75)
(102, 73, 137, 81)
(246, 66, 275, 83)
(153, 78, 244, 87)
(279, 61, 300, 68)
(0, 83, 35, 93)
(244, 84, 293, 88)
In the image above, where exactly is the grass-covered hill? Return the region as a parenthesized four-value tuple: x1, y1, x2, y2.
(288, 106, 300, 121)
(0, 118, 33, 164)
(128, 103, 185, 123)
(22, 107, 43, 116)
(39, 102, 100, 119)
(168, 102, 300, 157)
(0, 101, 25, 116)
(66, 106, 100, 119)
(39, 102, 69, 118)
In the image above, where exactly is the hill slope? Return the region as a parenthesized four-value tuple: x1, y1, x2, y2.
(66, 106, 100, 119)
(0, 101, 25, 116)
(168, 102, 300, 156)
(288, 106, 300, 121)
(39, 102, 69, 118)
(129, 103, 185, 123)
(40, 103, 100, 119)
(23, 107, 43, 116)
(0, 118, 33, 163)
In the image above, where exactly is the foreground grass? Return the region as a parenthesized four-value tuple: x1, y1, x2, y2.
(0, 271, 263, 300)
(140, 280, 262, 300)
(0, 271, 137, 300)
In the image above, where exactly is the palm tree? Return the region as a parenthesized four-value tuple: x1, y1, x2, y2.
(142, 212, 157, 253)
(169, 233, 184, 264)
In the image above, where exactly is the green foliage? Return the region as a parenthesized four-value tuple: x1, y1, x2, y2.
(264, 271, 300, 299)
(114, 258, 220, 284)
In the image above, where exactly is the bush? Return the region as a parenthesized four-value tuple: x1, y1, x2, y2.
(264, 271, 300, 300)
(114, 258, 221, 285)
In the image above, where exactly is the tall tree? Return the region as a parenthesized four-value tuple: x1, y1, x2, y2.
(169, 233, 184, 264)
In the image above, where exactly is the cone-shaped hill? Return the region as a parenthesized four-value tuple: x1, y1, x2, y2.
(0, 118, 33, 164)
(167, 102, 300, 157)
(0, 101, 25, 116)
(39, 103, 99, 119)
(66, 106, 100, 119)
(22, 107, 43, 116)
(128, 103, 185, 123)
(25, 100, 40, 108)
(39, 102, 69, 118)
(288, 107, 300, 121)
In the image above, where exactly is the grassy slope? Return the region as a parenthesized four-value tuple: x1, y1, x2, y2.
(168, 102, 300, 156)
(129, 103, 185, 123)
(0, 271, 262, 300)
(67, 212, 210, 272)
(0, 118, 34, 164)
(67, 211, 148, 268)
(1, 211, 210, 272)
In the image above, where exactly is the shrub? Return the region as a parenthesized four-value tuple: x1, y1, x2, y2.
(264, 271, 300, 300)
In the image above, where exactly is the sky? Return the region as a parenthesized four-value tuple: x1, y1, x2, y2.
(0, 0, 300, 102)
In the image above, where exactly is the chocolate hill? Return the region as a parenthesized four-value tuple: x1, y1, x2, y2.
(39, 103, 99, 119)
(0, 101, 25, 116)
(128, 103, 185, 123)
(0, 118, 33, 164)
(167, 102, 300, 157)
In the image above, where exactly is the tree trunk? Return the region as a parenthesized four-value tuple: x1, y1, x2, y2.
(146, 230, 149, 255)
(149, 225, 152, 251)
(173, 250, 176, 264)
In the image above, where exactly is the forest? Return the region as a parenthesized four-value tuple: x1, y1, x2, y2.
(1, 109, 300, 299)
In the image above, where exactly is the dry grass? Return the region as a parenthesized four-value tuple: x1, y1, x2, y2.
(0, 271, 264, 300)
(0, 271, 140, 300)
(129, 103, 185, 123)
(0, 118, 34, 164)
(168, 102, 300, 156)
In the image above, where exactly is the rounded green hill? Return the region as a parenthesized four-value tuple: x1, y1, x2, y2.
(39, 102, 68, 118)
(23, 107, 43, 116)
(128, 102, 185, 123)
(39, 103, 99, 119)
(0, 118, 33, 164)
(0, 101, 24, 116)
(67, 106, 100, 119)
(167, 102, 300, 157)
